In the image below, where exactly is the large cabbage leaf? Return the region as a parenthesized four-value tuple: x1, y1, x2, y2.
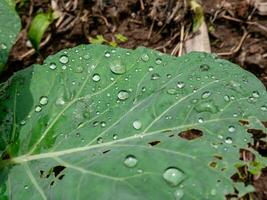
(0, 44, 266, 200)
(0, 0, 21, 72)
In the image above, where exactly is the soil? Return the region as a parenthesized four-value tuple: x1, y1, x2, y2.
(1, 0, 267, 199)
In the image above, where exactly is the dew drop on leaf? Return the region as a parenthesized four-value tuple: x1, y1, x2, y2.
(113, 134, 118, 140)
(1, 43, 7, 50)
(155, 58, 162, 65)
(59, 55, 69, 64)
(24, 185, 29, 190)
(49, 63, 57, 70)
(141, 54, 149, 62)
(124, 155, 138, 168)
(92, 74, 101, 82)
(110, 62, 126, 75)
(97, 137, 103, 144)
(83, 111, 90, 119)
(198, 117, 204, 123)
(194, 101, 219, 114)
(151, 73, 160, 80)
(163, 167, 184, 187)
(100, 121, 106, 127)
(118, 90, 129, 100)
(39, 96, 48, 105)
(104, 51, 111, 58)
(201, 91, 211, 99)
(225, 137, 233, 144)
(74, 66, 84, 73)
(35, 105, 42, 112)
(173, 189, 184, 200)
(261, 106, 267, 111)
(252, 91, 260, 98)
(133, 120, 142, 130)
(228, 126, 235, 132)
(224, 95, 230, 102)
(177, 82, 185, 89)
(200, 64, 210, 71)
(56, 97, 65, 106)
(148, 66, 154, 71)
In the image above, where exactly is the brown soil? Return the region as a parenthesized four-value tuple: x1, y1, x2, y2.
(1, 0, 267, 199)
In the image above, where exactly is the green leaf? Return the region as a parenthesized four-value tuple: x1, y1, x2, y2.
(115, 34, 128, 42)
(28, 12, 55, 50)
(0, 0, 21, 72)
(89, 35, 106, 45)
(0, 45, 267, 199)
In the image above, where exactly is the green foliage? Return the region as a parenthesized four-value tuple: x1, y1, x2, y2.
(0, 0, 21, 72)
(0, 44, 266, 199)
(28, 11, 57, 50)
(90, 34, 128, 47)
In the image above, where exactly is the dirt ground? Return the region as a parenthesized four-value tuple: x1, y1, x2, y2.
(1, 0, 267, 199)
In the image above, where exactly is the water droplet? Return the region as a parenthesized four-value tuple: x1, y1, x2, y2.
(97, 137, 103, 144)
(24, 185, 29, 190)
(261, 106, 267, 111)
(252, 91, 260, 98)
(124, 155, 138, 168)
(151, 73, 160, 80)
(35, 105, 42, 112)
(110, 62, 126, 74)
(83, 54, 90, 60)
(201, 91, 211, 99)
(75, 66, 84, 73)
(225, 137, 233, 144)
(163, 167, 184, 187)
(59, 55, 69, 64)
(148, 66, 154, 71)
(118, 90, 129, 100)
(167, 89, 177, 95)
(92, 74, 101, 82)
(155, 58, 162, 65)
(113, 134, 118, 140)
(83, 111, 90, 119)
(194, 100, 219, 114)
(211, 189, 216, 196)
(56, 97, 65, 106)
(177, 82, 185, 89)
(49, 63, 57, 70)
(62, 65, 67, 70)
(200, 64, 210, 71)
(39, 96, 48, 105)
(20, 120, 26, 126)
(141, 54, 149, 62)
(100, 121, 106, 127)
(228, 126, 235, 132)
(1, 43, 7, 50)
(104, 51, 111, 58)
(174, 189, 184, 200)
(198, 117, 204, 123)
(224, 95, 230, 102)
(133, 120, 142, 130)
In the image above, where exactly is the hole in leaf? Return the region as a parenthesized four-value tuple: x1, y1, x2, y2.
(148, 141, 161, 146)
(52, 165, 66, 177)
(103, 149, 111, 154)
(178, 129, 203, 140)
(239, 120, 249, 126)
(209, 161, 217, 168)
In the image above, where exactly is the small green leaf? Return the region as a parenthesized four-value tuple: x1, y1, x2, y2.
(109, 40, 118, 47)
(0, 45, 266, 199)
(28, 12, 55, 50)
(0, 0, 21, 72)
(89, 35, 106, 44)
(115, 34, 128, 42)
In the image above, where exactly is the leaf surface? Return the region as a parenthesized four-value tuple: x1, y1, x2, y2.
(0, 45, 267, 200)
(0, 0, 21, 72)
